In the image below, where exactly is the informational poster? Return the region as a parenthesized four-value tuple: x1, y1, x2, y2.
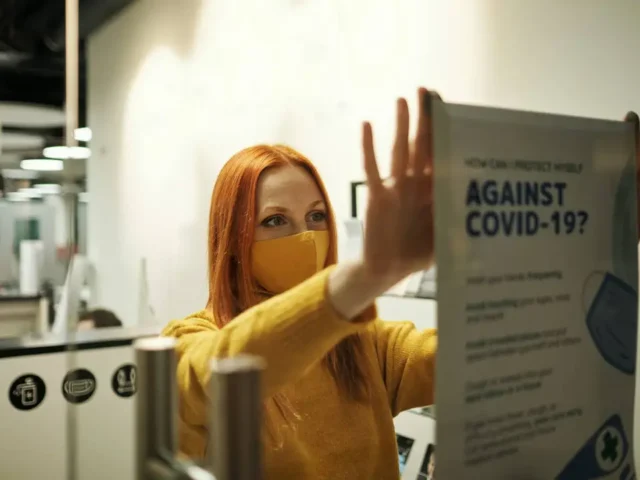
(433, 102, 638, 479)
(397, 434, 416, 474)
(418, 444, 435, 480)
(394, 409, 436, 480)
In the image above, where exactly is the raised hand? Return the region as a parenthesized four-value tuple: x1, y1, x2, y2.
(361, 88, 436, 283)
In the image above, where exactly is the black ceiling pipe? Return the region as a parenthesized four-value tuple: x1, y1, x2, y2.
(0, 56, 68, 76)
(0, 70, 65, 106)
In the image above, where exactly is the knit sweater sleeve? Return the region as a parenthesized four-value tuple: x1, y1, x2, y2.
(162, 266, 376, 428)
(372, 320, 437, 416)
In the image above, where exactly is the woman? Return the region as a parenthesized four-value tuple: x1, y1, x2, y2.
(163, 87, 437, 479)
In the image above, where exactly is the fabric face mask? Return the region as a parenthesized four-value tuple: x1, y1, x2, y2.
(251, 230, 330, 294)
(585, 272, 637, 375)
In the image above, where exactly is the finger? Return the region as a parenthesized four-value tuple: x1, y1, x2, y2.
(413, 88, 430, 173)
(625, 112, 640, 237)
(362, 122, 382, 190)
(625, 111, 640, 169)
(391, 98, 410, 178)
(425, 91, 435, 176)
(625, 111, 639, 145)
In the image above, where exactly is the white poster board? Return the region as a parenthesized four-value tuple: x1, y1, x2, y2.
(394, 408, 436, 480)
(433, 102, 638, 479)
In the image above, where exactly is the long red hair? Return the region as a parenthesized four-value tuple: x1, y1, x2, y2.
(207, 145, 369, 433)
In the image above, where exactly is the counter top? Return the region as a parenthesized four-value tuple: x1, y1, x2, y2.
(0, 294, 41, 302)
(0, 323, 164, 358)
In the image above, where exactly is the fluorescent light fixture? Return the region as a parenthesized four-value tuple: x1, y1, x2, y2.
(18, 188, 43, 199)
(6, 191, 31, 202)
(74, 127, 92, 142)
(1, 132, 45, 150)
(43, 145, 91, 160)
(33, 183, 62, 194)
(1, 168, 39, 180)
(21, 159, 64, 171)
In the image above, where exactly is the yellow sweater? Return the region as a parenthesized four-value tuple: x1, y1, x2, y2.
(162, 267, 437, 479)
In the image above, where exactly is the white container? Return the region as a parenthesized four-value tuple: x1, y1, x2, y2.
(19, 240, 44, 295)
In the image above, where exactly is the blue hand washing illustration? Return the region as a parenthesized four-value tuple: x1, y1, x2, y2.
(557, 414, 632, 479)
(585, 272, 637, 374)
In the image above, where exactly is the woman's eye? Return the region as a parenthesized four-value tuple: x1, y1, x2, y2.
(309, 211, 327, 223)
(262, 215, 287, 228)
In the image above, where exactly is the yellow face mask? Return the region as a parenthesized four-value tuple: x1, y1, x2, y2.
(251, 230, 330, 294)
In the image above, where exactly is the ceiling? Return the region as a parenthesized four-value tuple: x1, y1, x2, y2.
(0, 0, 134, 186)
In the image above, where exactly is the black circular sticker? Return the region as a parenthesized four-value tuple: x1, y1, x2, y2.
(62, 369, 96, 404)
(112, 364, 137, 398)
(9, 374, 46, 411)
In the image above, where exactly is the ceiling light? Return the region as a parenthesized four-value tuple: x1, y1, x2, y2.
(6, 191, 31, 202)
(33, 183, 62, 194)
(1, 168, 39, 180)
(0, 102, 65, 128)
(18, 188, 43, 199)
(74, 127, 92, 142)
(21, 159, 64, 171)
(43, 145, 91, 160)
(2, 132, 45, 150)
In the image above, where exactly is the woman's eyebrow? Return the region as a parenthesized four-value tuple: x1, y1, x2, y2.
(308, 200, 326, 209)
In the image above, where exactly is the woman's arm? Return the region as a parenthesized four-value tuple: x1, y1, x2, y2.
(372, 320, 437, 416)
(164, 264, 393, 425)
(328, 260, 398, 319)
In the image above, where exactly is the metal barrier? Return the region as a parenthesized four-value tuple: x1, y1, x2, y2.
(134, 337, 264, 480)
(209, 356, 265, 480)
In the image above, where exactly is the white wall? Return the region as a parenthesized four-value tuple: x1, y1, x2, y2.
(87, 0, 640, 325)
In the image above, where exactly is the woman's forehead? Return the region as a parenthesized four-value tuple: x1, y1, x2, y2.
(256, 166, 323, 208)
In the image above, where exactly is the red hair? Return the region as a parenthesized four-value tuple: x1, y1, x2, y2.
(207, 145, 368, 432)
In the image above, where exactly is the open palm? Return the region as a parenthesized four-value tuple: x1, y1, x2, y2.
(362, 88, 436, 282)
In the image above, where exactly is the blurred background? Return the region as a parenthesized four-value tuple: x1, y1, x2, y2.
(0, 0, 129, 335)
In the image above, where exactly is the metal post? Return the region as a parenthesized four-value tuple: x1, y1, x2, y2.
(65, 0, 79, 151)
(63, 3, 81, 478)
(63, 0, 80, 274)
(208, 355, 265, 480)
(134, 337, 180, 480)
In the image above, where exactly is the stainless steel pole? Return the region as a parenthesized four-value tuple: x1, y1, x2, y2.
(208, 355, 265, 480)
(65, 0, 79, 150)
(63, 0, 80, 262)
(134, 337, 180, 480)
(63, 3, 81, 479)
